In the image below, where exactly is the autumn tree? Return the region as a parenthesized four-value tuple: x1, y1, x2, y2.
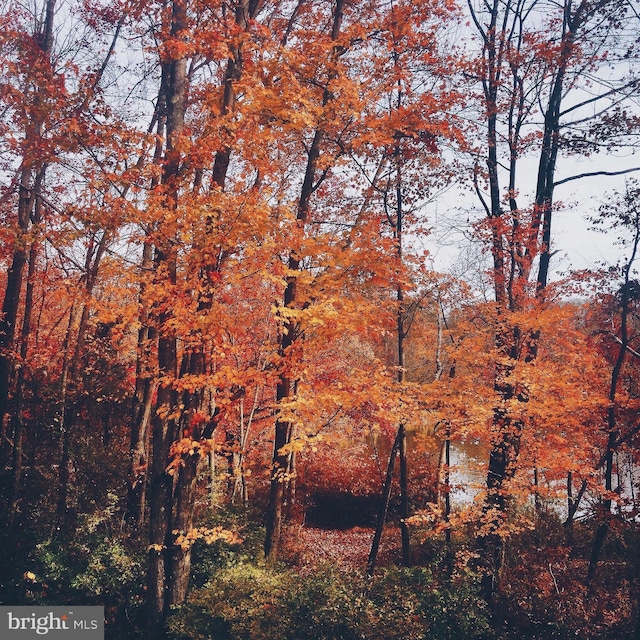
(127, 0, 311, 626)
(342, 0, 464, 574)
(262, 0, 356, 563)
(463, 0, 640, 601)
(0, 0, 57, 523)
(0, 0, 143, 530)
(257, 0, 384, 562)
(586, 181, 640, 588)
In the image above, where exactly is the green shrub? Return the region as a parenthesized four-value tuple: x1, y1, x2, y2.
(364, 567, 492, 640)
(31, 495, 146, 640)
(284, 566, 364, 640)
(168, 562, 491, 640)
(188, 506, 266, 589)
(168, 562, 294, 640)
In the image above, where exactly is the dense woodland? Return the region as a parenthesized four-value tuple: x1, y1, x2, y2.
(1, 0, 640, 638)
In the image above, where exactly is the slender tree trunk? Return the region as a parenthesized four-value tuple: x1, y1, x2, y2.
(232, 389, 258, 506)
(0, 177, 29, 460)
(264, 386, 293, 561)
(367, 428, 403, 577)
(533, 467, 541, 515)
(435, 303, 456, 572)
(586, 394, 622, 589)
(127, 241, 156, 527)
(56, 303, 77, 526)
(443, 425, 453, 572)
(586, 210, 639, 589)
(565, 471, 575, 545)
(209, 449, 217, 509)
(7, 173, 44, 528)
(394, 158, 411, 566)
(398, 423, 410, 564)
(127, 371, 155, 526)
(8, 401, 24, 527)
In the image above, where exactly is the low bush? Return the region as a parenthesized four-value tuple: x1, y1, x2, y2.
(168, 562, 492, 640)
(30, 494, 146, 639)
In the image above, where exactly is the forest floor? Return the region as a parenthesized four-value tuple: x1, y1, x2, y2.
(281, 525, 402, 574)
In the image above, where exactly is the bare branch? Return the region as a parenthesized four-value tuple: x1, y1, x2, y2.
(554, 167, 640, 187)
(611, 334, 640, 359)
(560, 79, 640, 118)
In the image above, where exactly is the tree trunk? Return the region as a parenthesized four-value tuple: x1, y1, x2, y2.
(564, 472, 575, 546)
(145, 1, 188, 630)
(394, 155, 411, 566)
(7, 175, 44, 528)
(398, 423, 410, 565)
(147, 367, 178, 631)
(127, 241, 156, 527)
(443, 426, 453, 573)
(478, 423, 521, 605)
(168, 450, 198, 606)
(586, 208, 639, 588)
(264, 383, 293, 562)
(367, 428, 402, 578)
(0, 177, 29, 458)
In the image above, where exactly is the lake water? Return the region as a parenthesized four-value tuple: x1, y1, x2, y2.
(445, 441, 640, 522)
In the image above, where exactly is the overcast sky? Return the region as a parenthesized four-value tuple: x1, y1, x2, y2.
(424, 154, 640, 289)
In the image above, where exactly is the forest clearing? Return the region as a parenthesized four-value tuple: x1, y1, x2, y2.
(0, 0, 640, 638)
